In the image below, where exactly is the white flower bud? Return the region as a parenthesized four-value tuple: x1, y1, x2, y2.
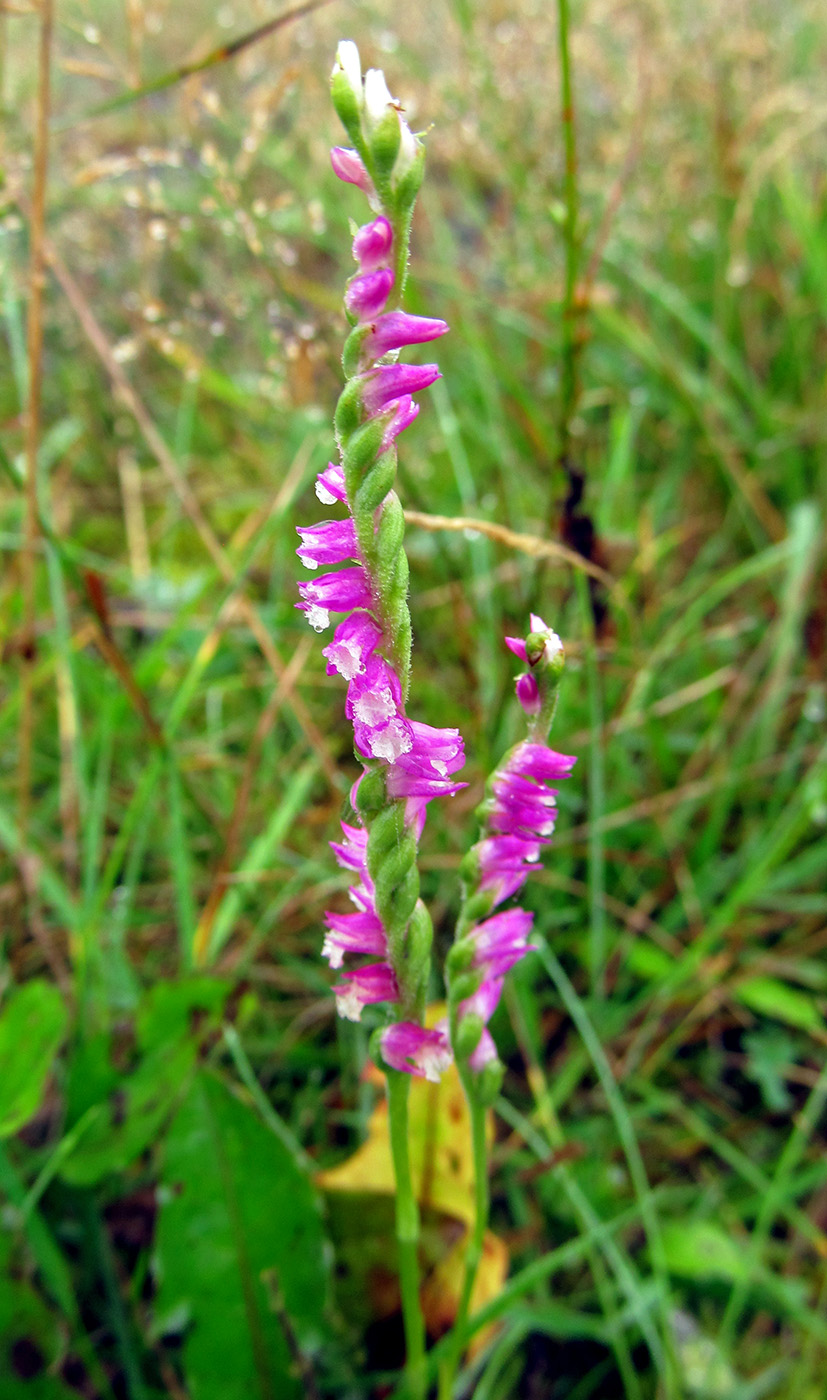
(334, 40, 363, 101)
(364, 67, 395, 127)
(393, 118, 419, 182)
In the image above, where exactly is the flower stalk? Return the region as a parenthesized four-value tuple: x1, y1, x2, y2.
(442, 616, 576, 1390)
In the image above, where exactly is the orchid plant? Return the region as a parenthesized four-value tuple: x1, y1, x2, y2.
(296, 41, 576, 1398)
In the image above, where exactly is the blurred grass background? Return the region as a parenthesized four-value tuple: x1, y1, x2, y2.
(1, 1, 826, 1396)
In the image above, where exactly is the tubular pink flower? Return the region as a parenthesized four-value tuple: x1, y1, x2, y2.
(386, 722, 466, 800)
(381, 1022, 453, 1082)
(297, 565, 372, 631)
(506, 743, 577, 784)
(362, 363, 441, 415)
(344, 652, 404, 724)
(515, 672, 541, 714)
(329, 820, 370, 876)
(330, 146, 374, 194)
(296, 518, 359, 570)
(381, 394, 420, 449)
(322, 611, 382, 680)
(362, 311, 449, 358)
(334, 962, 399, 1022)
(505, 635, 527, 662)
(315, 462, 347, 504)
(468, 1027, 498, 1072)
(354, 715, 414, 763)
(352, 216, 393, 271)
(459, 976, 503, 1028)
(477, 833, 542, 904)
(345, 268, 394, 321)
(470, 908, 536, 979)
(322, 907, 387, 969)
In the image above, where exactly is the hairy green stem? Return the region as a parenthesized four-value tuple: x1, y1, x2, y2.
(437, 1089, 488, 1400)
(387, 1069, 427, 1400)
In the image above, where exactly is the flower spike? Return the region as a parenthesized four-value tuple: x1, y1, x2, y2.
(297, 41, 460, 1080)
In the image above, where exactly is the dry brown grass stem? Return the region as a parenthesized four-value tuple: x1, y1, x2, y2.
(19, 0, 53, 839)
(39, 233, 341, 792)
(403, 510, 614, 589)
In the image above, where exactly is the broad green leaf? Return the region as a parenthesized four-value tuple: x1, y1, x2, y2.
(0, 982, 68, 1139)
(154, 1070, 328, 1400)
(735, 975, 822, 1034)
(59, 1037, 196, 1186)
(662, 1221, 750, 1284)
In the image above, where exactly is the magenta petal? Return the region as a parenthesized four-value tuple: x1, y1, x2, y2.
(334, 962, 398, 1021)
(329, 821, 369, 874)
(362, 363, 441, 415)
(296, 518, 359, 569)
(330, 146, 374, 194)
(515, 672, 541, 714)
(381, 1021, 453, 1082)
(354, 715, 414, 763)
(297, 566, 372, 630)
(352, 216, 393, 271)
(468, 1027, 498, 1072)
(345, 653, 404, 724)
(507, 742, 577, 783)
(345, 268, 394, 321)
(322, 611, 382, 680)
(363, 311, 449, 358)
(322, 908, 387, 968)
(459, 975, 504, 1027)
(315, 462, 347, 505)
(470, 908, 536, 978)
(505, 635, 528, 662)
(381, 394, 420, 449)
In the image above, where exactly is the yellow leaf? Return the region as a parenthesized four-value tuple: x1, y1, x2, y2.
(316, 1007, 508, 1345)
(421, 1230, 509, 1357)
(316, 1007, 493, 1229)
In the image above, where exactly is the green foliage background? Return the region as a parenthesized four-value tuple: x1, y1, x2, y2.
(0, 0, 825, 1395)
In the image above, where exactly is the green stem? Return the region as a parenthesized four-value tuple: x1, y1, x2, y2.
(387, 1069, 427, 1400)
(437, 1088, 488, 1400)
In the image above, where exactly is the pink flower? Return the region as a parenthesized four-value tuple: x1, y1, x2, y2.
(315, 462, 347, 505)
(322, 611, 382, 680)
(334, 962, 399, 1022)
(386, 721, 466, 800)
(296, 566, 372, 631)
(381, 1021, 453, 1082)
(296, 518, 359, 570)
(515, 671, 541, 715)
(477, 833, 542, 904)
(345, 268, 394, 321)
(352, 216, 393, 271)
(362, 311, 449, 358)
(381, 394, 420, 449)
(330, 146, 374, 195)
(470, 908, 536, 979)
(362, 362, 441, 416)
(322, 907, 387, 969)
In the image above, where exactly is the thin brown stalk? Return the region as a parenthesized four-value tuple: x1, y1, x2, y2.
(403, 509, 614, 589)
(19, 0, 53, 838)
